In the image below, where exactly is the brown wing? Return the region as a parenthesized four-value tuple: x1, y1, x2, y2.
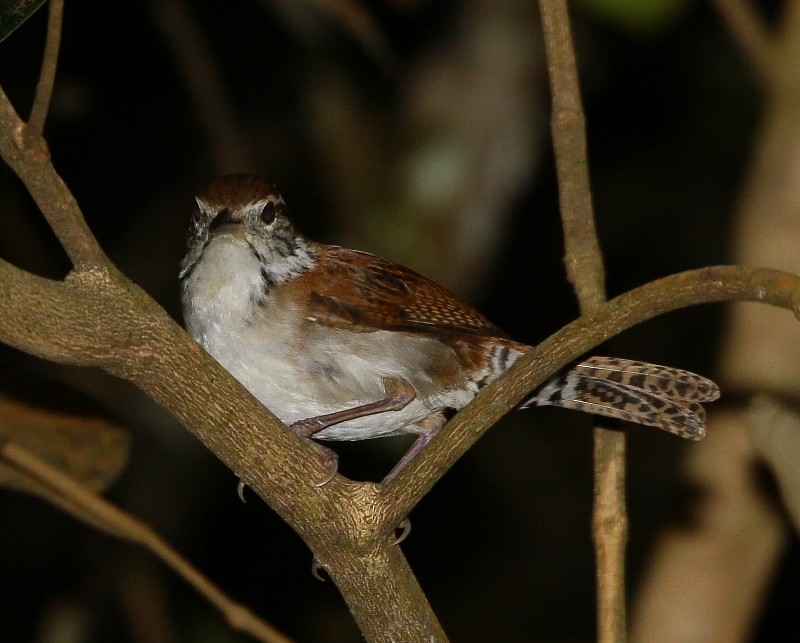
(293, 244, 506, 336)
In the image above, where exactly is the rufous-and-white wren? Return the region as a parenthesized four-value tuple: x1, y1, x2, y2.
(180, 174, 719, 482)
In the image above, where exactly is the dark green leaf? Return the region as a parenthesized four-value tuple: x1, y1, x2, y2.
(0, 0, 47, 44)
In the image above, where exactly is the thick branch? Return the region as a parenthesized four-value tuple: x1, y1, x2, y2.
(2, 234, 800, 641)
(9, 262, 793, 534)
(0, 259, 334, 504)
(3, 244, 800, 642)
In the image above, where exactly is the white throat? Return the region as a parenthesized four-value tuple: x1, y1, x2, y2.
(182, 235, 265, 340)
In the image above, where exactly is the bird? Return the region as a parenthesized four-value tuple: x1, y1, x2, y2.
(179, 174, 719, 484)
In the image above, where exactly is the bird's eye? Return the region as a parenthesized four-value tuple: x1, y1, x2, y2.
(260, 202, 277, 225)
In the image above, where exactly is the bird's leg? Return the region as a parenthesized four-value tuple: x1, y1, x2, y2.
(380, 412, 448, 545)
(290, 376, 416, 437)
(289, 377, 416, 487)
(382, 411, 448, 485)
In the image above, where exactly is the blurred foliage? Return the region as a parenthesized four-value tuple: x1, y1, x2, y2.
(0, 394, 129, 497)
(576, 0, 692, 33)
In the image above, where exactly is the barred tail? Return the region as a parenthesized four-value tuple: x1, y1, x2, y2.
(522, 357, 719, 440)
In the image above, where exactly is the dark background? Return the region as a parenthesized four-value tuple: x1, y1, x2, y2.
(0, 1, 794, 641)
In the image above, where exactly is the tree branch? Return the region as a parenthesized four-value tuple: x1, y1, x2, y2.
(24, 0, 63, 146)
(0, 85, 107, 267)
(0, 258, 446, 642)
(381, 265, 800, 520)
(8, 261, 796, 537)
(539, 0, 605, 309)
(538, 2, 625, 638)
(2, 241, 800, 641)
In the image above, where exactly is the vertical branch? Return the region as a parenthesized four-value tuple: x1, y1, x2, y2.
(592, 424, 627, 642)
(0, 0, 108, 268)
(539, 0, 605, 307)
(24, 0, 64, 146)
(538, 2, 626, 642)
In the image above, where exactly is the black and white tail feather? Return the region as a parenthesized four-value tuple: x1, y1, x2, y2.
(522, 356, 719, 440)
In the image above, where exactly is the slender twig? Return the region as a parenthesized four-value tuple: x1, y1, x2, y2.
(25, 0, 64, 146)
(710, 0, 773, 80)
(538, 2, 626, 640)
(0, 1, 107, 268)
(0, 440, 292, 643)
(0, 84, 108, 267)
(539, 0, 605, 308)
(591, 428, 626, 643)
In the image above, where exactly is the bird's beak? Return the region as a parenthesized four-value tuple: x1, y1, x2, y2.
(208, 221, 242, 238)
(208, 206, 241, 237)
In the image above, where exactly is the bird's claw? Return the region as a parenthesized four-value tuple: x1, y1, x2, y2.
(313, 443, 339, 487)
(393, 518, 412, 545)
(311, 557, 326, 581)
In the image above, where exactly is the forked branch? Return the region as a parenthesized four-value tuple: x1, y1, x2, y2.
(0, 85, 107, 267)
